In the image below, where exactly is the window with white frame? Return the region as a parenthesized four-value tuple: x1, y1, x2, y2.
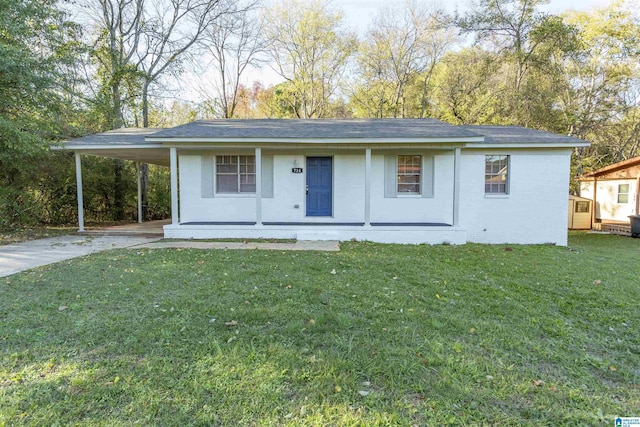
(485, 155, 509, 194)
(397, 155, 421, 194)
(618, 183, 629, 203)
(216, 155, 256, 193)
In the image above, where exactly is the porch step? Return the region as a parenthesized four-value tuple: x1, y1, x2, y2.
(82, 230, 164, 237)
(296, 230, 342, 241)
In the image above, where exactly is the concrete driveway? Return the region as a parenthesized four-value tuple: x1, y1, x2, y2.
(0, 235, 341, 278)
(0, 235, 159, 278)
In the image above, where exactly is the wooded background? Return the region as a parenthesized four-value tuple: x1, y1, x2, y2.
(1, 0, 638, 228)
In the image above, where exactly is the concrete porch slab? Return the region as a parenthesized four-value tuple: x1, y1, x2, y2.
(134, 240, 340, 251)
(83, 219, 170, 237)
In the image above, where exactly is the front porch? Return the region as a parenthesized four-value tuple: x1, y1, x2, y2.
(60, 129, 467, 244)
(164, 222, 467, 244)
(83, 219, 169, 237)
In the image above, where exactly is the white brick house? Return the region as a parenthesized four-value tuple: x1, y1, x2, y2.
(59, 119, 589, 245)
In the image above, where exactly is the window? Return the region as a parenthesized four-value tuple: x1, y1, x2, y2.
(575, 201, 590, 213)
(397, 155, 421, 194)
(216, 155, 256, 193)
(485, 155, 509, 194)
(618, 184, 629, 203)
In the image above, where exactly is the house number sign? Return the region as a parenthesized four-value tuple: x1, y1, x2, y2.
(292, 167, 303, 173)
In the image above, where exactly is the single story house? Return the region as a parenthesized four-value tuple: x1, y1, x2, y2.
(57, 119, 588, 245)
(579, 156, 640, 224)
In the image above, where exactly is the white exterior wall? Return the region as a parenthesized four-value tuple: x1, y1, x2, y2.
(262, 154, 365, 223)
(580, 180, 637, 221)
(179, 152, 454, 225)
(179, 155, 256, 223)
(370, 153, 454, 224)
(460, 149, 572, 245)
(174, 148, 573, 245)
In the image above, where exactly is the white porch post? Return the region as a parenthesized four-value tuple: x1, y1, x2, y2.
(170, 147, 179, 225)
(136, 163, 142, 224)
(365, 148, 371, 226)
(255, 147, 262, 226)
(74, 153, 85, 232)
(591, 177, 598, 228)
(453, 147, 461, 227)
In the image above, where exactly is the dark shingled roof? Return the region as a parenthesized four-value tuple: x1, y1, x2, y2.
(62, 128, 163, 147)
(461, 125, 585, 145)
(148, 119, 483, 139)
(59, 120, 589, 148)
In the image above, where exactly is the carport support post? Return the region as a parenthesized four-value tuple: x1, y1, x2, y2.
(453, 147, 461, 227)
(170, 147, 179, 225)
(75, 153, 85, 232)
(136, 163, 142, 224)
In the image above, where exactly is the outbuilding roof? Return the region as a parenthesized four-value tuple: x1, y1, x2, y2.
(580, 156, 640, 178)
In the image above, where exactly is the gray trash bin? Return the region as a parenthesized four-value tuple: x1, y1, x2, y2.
(629, 215, 640, 237)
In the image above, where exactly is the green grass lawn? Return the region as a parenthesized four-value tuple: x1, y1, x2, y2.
(1, 233, 639, 426)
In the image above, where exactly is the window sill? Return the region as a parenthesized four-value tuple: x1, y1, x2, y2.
(484, 193, 510, 199)
(215, 193, 256, 198)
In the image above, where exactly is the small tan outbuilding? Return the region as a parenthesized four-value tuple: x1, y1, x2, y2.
(568, 195, 592, 230)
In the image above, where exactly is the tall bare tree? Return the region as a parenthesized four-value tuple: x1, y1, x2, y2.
(135, 0, 231, 127)
(82, 0, 146, 220)
(200, 0, 265, 118)
(263, 0, 357, 118)
(88, 0, 145, 128)
(85, 0, 233, 220)
(354, 0, 456, 118)
(132, 0, 231, 219)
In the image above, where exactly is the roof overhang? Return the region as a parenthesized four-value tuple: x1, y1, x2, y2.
(52, 128, 169, 166)
(73, 147, 169, 166)
(469, 142, 590, 149)
(147, 137, 486, 144)
(580, 156, 640, 179)
(52, 121, 591, 164)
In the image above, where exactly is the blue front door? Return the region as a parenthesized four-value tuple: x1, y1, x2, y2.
(306, 157, 332, 216)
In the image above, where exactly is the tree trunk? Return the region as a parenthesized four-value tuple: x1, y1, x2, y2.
(111, 76, 127, 221)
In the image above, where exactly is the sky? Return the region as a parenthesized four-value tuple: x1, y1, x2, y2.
(339, 0, 609, 34)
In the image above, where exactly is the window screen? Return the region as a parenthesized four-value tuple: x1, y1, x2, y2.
(485, 155, 509, 194)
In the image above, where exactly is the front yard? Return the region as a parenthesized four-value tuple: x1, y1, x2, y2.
(1, 233, 638, 425)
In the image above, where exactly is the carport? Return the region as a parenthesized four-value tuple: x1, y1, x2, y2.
(53, 128, 175, 232)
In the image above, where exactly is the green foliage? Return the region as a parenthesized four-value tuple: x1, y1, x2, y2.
(1, 234, 638, 424)
(0, 0, 87, 228)
(431, 48, 503, 125)
(352, 2, 456, 119)
(0, 0, 79, 156)
(561, 2, 640, 168)
(146, 165, 171, 220)
(3, 0, 640, 227)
